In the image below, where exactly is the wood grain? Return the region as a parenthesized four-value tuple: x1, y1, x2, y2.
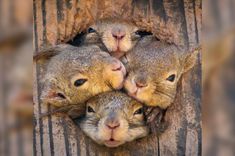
(33, 0, 202, 155)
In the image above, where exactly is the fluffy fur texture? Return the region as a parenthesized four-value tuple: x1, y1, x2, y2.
(34, 44, 126, 109)
(79, 91, 148, 147)
(82, 19, 143, 58)
(122, 36, 198, 108)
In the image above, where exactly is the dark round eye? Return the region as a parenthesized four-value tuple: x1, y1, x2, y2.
(135, 30, 142, 36)
(87, 27, 96, 33)
(87, 106, 95, 113)
(74, 79, 87, 87)
(57, 93, 66, 99)
(134, 107, 143, 115)
(166, 74, 176, 82)
(135, 30, 152, 37)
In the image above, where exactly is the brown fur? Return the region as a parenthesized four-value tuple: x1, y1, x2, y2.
(79, 91, 148, 147)
(122, 36, 199, 108)
(82, 18, 142, 58)
(34, 44, 126, 112)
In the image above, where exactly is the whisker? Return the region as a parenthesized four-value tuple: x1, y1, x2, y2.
(154, 87, 174, 99)
(105, 80, 114, 90)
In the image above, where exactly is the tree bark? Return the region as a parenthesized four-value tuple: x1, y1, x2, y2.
(33, 0, 201, 155)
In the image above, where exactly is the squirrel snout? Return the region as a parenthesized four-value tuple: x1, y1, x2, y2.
(112, 28, 126, 40)
(135, 81, 147, 88)
(105, 118, 120, 130)
(110, 60, 123, 72)
(134, 78, 148, 88)
(112, 63, 122, 71)
(112, 34, 125, 40)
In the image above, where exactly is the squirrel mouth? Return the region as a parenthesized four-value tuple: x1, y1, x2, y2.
(116, 46, 120, 52)
(104, 138, 121, 147)
(111, 50, 125, 58)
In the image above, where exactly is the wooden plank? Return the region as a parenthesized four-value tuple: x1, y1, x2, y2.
(34, 0, 72, 155)
(45, 0, 58, 45)
(33, 0, 202, 155)
(158, 0, 201, 155)
(184, 0, 199, 47)
(195, 0, 202, 43)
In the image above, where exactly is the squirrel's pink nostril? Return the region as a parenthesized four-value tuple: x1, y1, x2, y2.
(106, 123, 120, 130)
(112, 65, 122, 71)
(135, 81, 147, 88)
(111, 61, 122, 71)
(112, 34, 125, 40)
(111, 28, 126, 40)
(105, 118, 120, 130)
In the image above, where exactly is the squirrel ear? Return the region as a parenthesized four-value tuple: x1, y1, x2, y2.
(183, 49, 199, 73)
(33, 44, 70, 64)
(33, 47, 60, 63)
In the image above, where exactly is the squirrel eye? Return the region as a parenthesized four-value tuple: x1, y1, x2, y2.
(74, 79, 87, 87)
(87, 106, 95, 113)
(57, 93, 66, 99)
(135, 30, 152, 37)
(134, 107, 143, 115)
(135, 30, 142, 36)
(87, 27, 96, 33)
(166, 74, 176, 82)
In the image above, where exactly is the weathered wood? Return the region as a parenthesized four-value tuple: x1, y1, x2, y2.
(33, 0, 201, 49)
(33, 0, 202, 155)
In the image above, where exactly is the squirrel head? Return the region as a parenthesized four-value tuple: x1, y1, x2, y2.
(34, 44, 126, 107)
(122, 37, 199, 108)
(79, 91, 148, 148)
(83, 18, 149, 58)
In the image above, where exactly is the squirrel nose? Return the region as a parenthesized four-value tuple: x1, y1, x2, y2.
(135, 80, 148, 88)
(105, 120, 120, 130)
(112, 29, 126, 40)
(111, 60, 122, 71)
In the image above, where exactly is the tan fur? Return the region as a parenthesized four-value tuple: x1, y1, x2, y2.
(79, 91, 148, 147)
(122, 36, 199, 109)
(34, 44, 126, 110)
(83, 18, 142, 58)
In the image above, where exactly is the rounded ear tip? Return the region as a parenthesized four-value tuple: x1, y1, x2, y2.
(192, 45, 201, 55)
(33, 54, 41, 62)
(183, 48, 200, 73)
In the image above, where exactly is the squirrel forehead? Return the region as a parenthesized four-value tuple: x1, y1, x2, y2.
(129, 42, 180, 70)
(52, 46, 105, 65)
(46, 46, 108, 78)
(89, 92, 140, 109)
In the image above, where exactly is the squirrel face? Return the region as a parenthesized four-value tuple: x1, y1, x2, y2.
(34, 44, 126, 107)
(83, 19, 143, 58)
(122, 38, 198, 109)
(79, 91, 148, 148)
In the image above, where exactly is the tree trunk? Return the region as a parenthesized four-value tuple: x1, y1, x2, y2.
(33, 0, 201, 155)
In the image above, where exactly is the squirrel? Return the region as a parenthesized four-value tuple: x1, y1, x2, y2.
(78, 91, 149, 148)
(121, 36, 199, 123)
(73, 18, 151, 59)
(34, 44, 126, 117)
